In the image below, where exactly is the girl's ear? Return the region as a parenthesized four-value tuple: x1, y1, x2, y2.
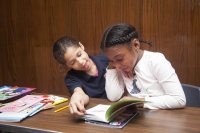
(131, 39, 140, 49)
(79, 42, 85, 50)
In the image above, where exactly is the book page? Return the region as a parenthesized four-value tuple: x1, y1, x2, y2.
(106, 99, 145, 121)
(0, 112, 28, 122)
(83, 104, 110, 123)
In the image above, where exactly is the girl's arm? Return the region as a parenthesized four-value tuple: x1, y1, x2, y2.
(144, 53, 186, 109)
(105, 68, 125, 101)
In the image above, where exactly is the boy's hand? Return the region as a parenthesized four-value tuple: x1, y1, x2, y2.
(69, 88, 89, 116)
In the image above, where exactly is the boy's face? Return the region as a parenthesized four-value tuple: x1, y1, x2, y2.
(64, 44, 92, 72)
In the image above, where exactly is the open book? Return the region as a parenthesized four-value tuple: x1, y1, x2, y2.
(81, 99, 145, 128)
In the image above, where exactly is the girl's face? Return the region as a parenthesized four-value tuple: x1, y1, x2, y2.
(64, 43, 93, 72)
(104, 39, 140, 73)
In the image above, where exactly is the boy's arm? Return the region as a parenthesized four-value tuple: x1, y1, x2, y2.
(69, 87, 89, 116)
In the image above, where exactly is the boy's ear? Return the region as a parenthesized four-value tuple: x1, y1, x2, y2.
(79, 42, 85, 50)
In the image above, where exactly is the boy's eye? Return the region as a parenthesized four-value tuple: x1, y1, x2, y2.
(77, 52, 82, 57)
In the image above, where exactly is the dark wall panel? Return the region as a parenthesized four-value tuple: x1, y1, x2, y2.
(142, 0, 200, 85)
(0, 0, 199, 95)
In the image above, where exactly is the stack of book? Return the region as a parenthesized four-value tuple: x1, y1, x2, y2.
(0, 86, 68, 122)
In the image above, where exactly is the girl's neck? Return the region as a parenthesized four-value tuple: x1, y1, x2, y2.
(132, 50, 144, 71)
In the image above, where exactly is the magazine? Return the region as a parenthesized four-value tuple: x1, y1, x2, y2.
(0, 86, 36, 103)
(0, 95, 47, 122)
(0, 95, 46, 112)
(0, 94, 68, 122)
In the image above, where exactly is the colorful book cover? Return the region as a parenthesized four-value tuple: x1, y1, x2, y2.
(85, 111, 139, 128)
(20, 102, 46, 116)
(26, 95, 68, 113)
(49, 95, 68, 106)
(0, 86, 36, 103)
(0, 101, 47, 122)
(0, 95, 46, 112)
(41, 95, 68, 106)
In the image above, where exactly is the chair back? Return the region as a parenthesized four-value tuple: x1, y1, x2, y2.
(182, 84, 200, 107)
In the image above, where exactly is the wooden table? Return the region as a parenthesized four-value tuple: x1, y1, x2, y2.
(0, 98, 199, 133)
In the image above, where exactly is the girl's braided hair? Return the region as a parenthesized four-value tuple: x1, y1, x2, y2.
(100, 23, 151, 50)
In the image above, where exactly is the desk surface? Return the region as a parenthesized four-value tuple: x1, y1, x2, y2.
(0, 98, 200, 133)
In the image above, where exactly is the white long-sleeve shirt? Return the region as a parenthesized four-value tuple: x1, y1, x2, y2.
(105, 50, 186, 109)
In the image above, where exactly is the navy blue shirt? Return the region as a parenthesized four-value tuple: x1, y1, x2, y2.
(64, 54, 108, 99)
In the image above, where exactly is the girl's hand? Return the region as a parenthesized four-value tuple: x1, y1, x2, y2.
(107, 62, 115, 69)
(122, 71, 135, 78)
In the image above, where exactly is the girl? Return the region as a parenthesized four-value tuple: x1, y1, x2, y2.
(100, 23, 186, 109)
(53, 36, 108, 115)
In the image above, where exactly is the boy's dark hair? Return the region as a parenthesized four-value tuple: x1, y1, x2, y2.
(100, 23, 151, 50)
(53, 36, 80, 65)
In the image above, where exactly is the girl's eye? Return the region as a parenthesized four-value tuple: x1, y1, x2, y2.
(116, 58, 123, 62)
(109, 60, 114, 63)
